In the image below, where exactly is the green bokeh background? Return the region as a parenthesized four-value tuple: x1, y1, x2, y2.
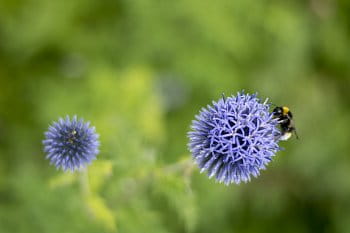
(1, 0, 350, 232)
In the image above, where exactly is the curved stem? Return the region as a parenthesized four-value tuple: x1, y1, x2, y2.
(80, 167, 91, 197)
(162, 157, 194, 174)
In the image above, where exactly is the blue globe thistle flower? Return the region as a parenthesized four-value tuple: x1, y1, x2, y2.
(43, 116, 100, 171)
(188, 92, 281, 185)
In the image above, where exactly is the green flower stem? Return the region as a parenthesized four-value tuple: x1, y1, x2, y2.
(163, 157, 195, 174)
(80, 167, 91, 197)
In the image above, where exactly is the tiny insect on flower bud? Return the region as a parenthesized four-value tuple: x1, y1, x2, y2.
(43, 115, 100, 172)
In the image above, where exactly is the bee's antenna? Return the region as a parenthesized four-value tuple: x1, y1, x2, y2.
(294, 130, 299, 140)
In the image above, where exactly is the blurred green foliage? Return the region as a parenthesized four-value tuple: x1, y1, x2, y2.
(1, 0, 350, 232)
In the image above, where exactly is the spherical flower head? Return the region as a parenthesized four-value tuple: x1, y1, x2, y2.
(43, 115, 100, 172)
(188, 92, 281, 185)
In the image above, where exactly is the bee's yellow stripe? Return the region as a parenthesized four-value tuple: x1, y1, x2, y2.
(282, 106, 289, 115)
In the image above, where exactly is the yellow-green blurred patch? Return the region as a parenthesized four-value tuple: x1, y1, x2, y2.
(85, 195, 117, 232)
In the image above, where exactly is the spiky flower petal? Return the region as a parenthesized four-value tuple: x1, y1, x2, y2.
(188, 92, 281, 185)
(43, 116, 100, 171)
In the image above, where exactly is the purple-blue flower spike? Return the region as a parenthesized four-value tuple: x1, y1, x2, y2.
(43, 115, 100, 172)
(188, 92, 281, 185)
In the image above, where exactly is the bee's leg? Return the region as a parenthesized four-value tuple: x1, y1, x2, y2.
(289, 126, 299, 140)
(294, 130, 299, 139)
(277, 118, 289, 124)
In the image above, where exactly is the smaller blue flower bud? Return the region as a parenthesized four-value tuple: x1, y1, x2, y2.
(43, 116, 100, 171)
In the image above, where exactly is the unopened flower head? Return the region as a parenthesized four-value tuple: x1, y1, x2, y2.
(43, 116, 100, 171)
(188, 92, 281, 185)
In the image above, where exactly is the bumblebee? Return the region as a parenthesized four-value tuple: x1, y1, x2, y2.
(272, 106, 299, 141)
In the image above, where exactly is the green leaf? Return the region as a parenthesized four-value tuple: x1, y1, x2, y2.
(85, 195, 117, 232)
